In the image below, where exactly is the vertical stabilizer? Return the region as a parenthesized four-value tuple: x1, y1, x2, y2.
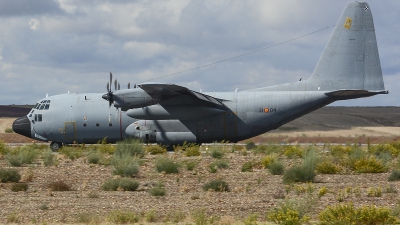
(308, 2, 384, 91)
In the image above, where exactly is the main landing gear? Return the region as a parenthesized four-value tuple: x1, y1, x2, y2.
(50, 141, 63, 152)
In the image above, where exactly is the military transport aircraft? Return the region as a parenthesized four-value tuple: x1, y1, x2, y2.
(13, 2, 387, 151)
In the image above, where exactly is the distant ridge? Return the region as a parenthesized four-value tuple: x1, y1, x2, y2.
(0, 105, 33, 118)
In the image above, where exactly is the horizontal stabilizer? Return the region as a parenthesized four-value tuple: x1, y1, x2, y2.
(325, 89, 388, 100)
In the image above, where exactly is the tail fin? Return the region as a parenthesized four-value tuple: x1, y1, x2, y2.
(308, 2, 385, 92)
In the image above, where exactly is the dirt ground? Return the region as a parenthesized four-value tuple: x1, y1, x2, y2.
(1, 149, 400, 224)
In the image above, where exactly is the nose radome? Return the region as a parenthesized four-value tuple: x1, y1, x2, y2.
(12, 116, 32, 138)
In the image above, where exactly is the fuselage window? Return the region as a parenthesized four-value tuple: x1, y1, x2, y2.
(38, 114, 42, 122)
(83, 123, 87, 127)
(96, 123, 99, 127)
(109, 123, 112, 127)
(34, 114, 38, 122)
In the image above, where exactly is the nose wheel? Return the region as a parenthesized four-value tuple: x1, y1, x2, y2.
(50, 141, 63, 152)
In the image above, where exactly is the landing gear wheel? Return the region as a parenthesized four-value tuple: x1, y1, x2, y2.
(50, 141, 62, 152)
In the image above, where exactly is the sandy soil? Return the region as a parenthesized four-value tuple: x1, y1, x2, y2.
(267, 127, 400, 138)
(0, 118, 14, 133)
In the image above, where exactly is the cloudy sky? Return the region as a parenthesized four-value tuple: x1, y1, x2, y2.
(1, 0, 399, 106)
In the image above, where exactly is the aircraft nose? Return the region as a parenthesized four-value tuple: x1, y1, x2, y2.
(12, 116, 32, 138)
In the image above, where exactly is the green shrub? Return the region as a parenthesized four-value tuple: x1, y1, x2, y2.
(102, 178, 140, 191)
(0, 140, 10, 155)
(241, 161, 254, 172)
(283, 145, 303, 158)
(183, 143, 201, 157)
(267, 199, 310, 225)
(111, 157, 140, 177)
(5, 127, 13, 133)
(118, 178, 140, 191)
(42, 150, 55, 167)
(354, 157, 387, 173)
(319, 203, 398, 225)
(316, 160, 342, 174)
(370, 143, 400, 157)
(101, 179, 120, 191)
(6, 146, 37, 166)
(261, 154, 278, 168)
(107, 210, 139, 224)
(367, 187, 382, 197)
(268, 160, 285, 175)
(11, 183, 28, 192)
(146, 145, 167, 155)
(47, 180, 71, 191)
(149, 182, 166, 196)
(59, 146, 83, 160)
(145, 210, 157, 222)
(155, 157, 179, 174)
(210, 160, 229, 169)
(185, 161, 198, 171)
(330, 145, 352, 157)
(0, 168, 21, 183)
(87, 152, 101, 164)
(210, 147, 224, 159)
(245, 141, 256, 150)
(283, 149, 317, 183)
(114, 139, 144, 158)
(388, 169, 400, 181)
(203, 180, 229, 192)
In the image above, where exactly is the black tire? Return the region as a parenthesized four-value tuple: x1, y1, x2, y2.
(50, 142, 62, 152)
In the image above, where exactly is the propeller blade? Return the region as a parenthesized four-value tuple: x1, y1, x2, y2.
(118, 83, 120, 90)
(114, 79, 117, 91)
(110, 73, 113, 91)
(128, 82, 130, 89)
(106, 82, 109, 92)
(134, 84, 136, 88)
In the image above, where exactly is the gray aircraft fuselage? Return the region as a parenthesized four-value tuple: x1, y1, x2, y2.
(12, 2, 388, 150)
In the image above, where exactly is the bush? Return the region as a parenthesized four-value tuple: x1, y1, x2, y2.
(330, 145, 352, 157)
(283, 146, 303, 158)
(354, 157, 387, 173)
(42, 150, 55, 167)
(5, 128, 13, 133)
(155, 157, 179, 174)
(283, 149, 317, 183)
(115, 138, 144, 158)
(87, 152, 101, 164)
(59, 146, 83, 160)
(146, 145, 167, 155)
(369, 143, 400, 157)
(149, 182, 166, 196)
(210, 160, 229, 170)
(185, 161, 198, 171)
(267, 199, 310, 225)
(11, 183, 28, 192)
(203, 180, 229, 192)
(210, 147, 224, 159)
(118, 178, 140, 191)
(316, 160, 342, 174)
(111, 157, 140, 177)
(0, 140, 10, 155)
(241, 161, 254, 172)
(388, 169, 400, 181)
(102, 178, 139, 191)
(0, 168, 21, 183)
(6, 146, 37, 166)
(319, 203, 398, 225)
(245, 141, 256, 150)
(268, 161, 285, 175)
(182, 143, 201, 157)
(261, 154, 277, 168)
(47, 180, 71, 191)
(107, 210, 139, 224)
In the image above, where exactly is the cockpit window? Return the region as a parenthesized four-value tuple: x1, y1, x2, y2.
(39, 104, 45, 110)
(45, 104, 50, 110)
(36, 100, 51, 110)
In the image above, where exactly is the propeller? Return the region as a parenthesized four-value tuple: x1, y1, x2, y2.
(102, 72, 116, 122)
(128, 82, 130, 89)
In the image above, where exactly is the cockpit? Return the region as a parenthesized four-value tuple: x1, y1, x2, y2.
(34, 100, 51, 110)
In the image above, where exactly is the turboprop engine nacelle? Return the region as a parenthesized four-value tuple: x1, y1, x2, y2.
(126, 105, 226, 120)
(112, 89, 161, 111)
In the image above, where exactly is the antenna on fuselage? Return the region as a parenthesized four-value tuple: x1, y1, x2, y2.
(46, 93, 48, 98)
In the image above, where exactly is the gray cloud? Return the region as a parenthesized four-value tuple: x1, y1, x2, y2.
(0, 0, 399, 106)
(0, 0, 65, 17)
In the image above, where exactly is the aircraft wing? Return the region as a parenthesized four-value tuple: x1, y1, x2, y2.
(138, 83, 227, 107)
